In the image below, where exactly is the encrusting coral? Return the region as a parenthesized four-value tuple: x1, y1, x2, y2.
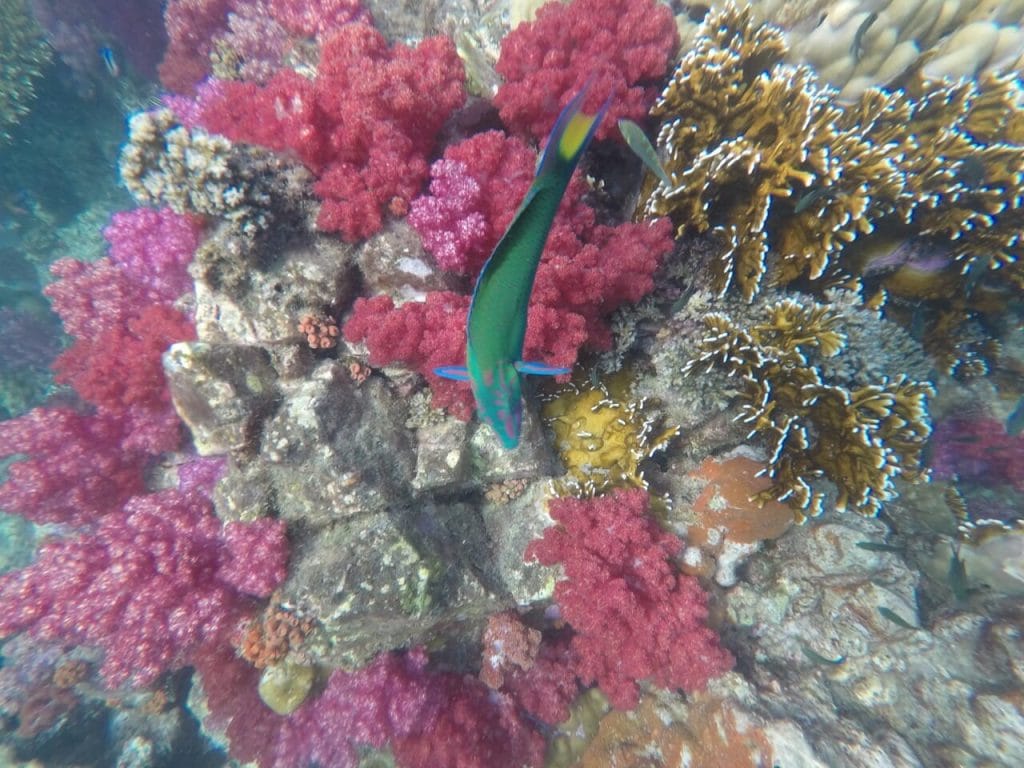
(541, 371, 679, 498)
(683, 297, 933, 519)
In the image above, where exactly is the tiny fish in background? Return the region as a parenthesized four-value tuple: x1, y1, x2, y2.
(793, 186, 833, 214)
(948, 546, 970, 603)
(877, 606, 918, 630)
(618, 118, 673, 188)
(855, 541, 903, 553)
(851, 12, 878, 63)
(1005, 396, 1024, 436)
(99, 45, 120, 77)
(800, 644, 845, 665)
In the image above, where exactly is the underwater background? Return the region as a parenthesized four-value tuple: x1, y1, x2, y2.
(1, 0, 1023, 766)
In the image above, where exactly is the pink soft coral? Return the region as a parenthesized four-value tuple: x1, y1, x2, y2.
(0, 471, 288, 688)
(197, 22, 465, 241)
(495, 0, 678, 141)
(526, 489, 733, 709)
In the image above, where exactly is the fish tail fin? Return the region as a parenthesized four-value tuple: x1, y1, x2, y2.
(535, 83, 609, 179)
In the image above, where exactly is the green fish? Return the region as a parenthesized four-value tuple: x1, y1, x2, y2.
(435, 86, 608, 448)
(855, 541, 903, 553)
(948, 546, 970, 603)
(801, 644, 845, 665)
(1006, 396, 1024, 437)
(617, 118, 673, 188)
(877, 606, 918, 630)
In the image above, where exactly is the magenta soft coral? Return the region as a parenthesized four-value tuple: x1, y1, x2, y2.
(526, 489, 733, 710)
(0, 471, 288, 689)
(195, 644, 544, 768)
(197, 22, 465, 241)
(495, 0, 678, 142)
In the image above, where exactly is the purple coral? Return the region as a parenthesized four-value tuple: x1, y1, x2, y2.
(197, 645, 544, 768)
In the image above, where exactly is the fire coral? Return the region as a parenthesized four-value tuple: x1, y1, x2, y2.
(526, 489, 733, 710)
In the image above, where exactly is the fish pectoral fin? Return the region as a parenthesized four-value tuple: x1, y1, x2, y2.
(515, 360, 571, 376)
(434, 365, 470, 381)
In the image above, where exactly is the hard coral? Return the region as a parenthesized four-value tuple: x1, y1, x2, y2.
(645, 5, 1024, 374)
(197, 22, 465, 241)
(684, 298, 933, 519)
(526, 489, 733, 710)
(0, 0, 51, 142)
(541, 370, 678, 497)
(495, 0, 678, 141)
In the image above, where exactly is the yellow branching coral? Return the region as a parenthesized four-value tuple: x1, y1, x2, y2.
(541, 371, 678, 497)
(684, 299, 933, 520)
(645, 4, 1024, 378)
(0, 0, 51, 143)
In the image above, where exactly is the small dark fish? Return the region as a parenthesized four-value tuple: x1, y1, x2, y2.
(955, 156, 987, 188)
(793, 186, 832, 214)
(877, 606, 918, 630)
(617, 119, 673, 188)
(1006, 396, 1024, 437)
(961, 256, 989, 297)
(948, 546, 969, 603)
(910, 303, 927, 342)
(801, 644, 845, 665)
(99, 45, 120, 77)
(855, 541, 903, 553)
(852, 12, 878, 63)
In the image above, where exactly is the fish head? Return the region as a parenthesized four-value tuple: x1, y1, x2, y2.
(471, 359, 523, 449)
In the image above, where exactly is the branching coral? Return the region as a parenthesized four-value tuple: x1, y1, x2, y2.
(0, 0, 52, 142)
(683, 298, 933, 519)
(643, 5, 1024, 377)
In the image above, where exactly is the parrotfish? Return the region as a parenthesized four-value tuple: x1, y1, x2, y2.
(435, 86, 608, 448)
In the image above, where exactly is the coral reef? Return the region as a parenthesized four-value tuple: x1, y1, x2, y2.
(0, 0, 51, 142)
(541, 371, 679, 496)
(526, 489, 733, 710)
(0, 475, 287, 688)
(642, 3, 1024, 333)
(682, 297, 933, 518)
(195, 644, 545, 768)
(723, 511, 1024, 766)
(196, 22, 465, 241)
(494, 0, 678, 142)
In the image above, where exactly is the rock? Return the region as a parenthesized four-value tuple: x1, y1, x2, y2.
(163, 342, 278, 455)
(193, 226, 356, 345)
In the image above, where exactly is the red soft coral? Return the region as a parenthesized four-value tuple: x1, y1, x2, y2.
(343, 292, 475, 418)
(197, 22, 465, 241)
(53, 304, 196, 417)
(495, 0, 678, 141)
(526, 489, 733, 710)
